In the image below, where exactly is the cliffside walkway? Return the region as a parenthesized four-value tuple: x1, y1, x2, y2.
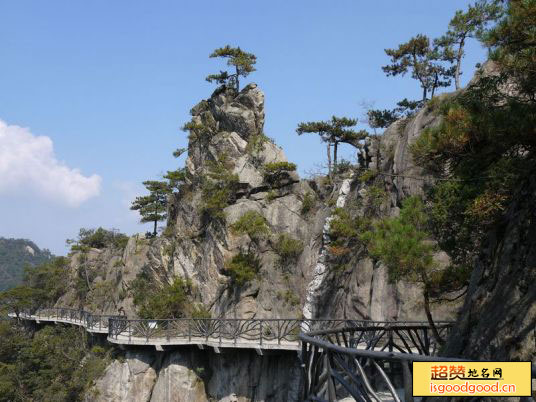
(10, 307, 451, 354)
(12, 308, 478, 401)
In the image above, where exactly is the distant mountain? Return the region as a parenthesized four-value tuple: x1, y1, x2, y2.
(0, 237, 53, 291)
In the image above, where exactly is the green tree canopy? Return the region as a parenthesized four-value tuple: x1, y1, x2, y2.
(483, 0, 536, 97)
(66, 227, 129, 251)
(383, 34, 456, 101)
(206, 45, 257, 91)
(435, 0, 503, 89)
(130, 180, 171, 236)
(296, 116, 368, 177)
(362, 197, 445, 344)
(164, 168, 187, 192)
(0, 286, 44, 317)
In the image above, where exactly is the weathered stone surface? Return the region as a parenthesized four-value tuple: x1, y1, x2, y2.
(88, 351, 158, 402)
(89, 347, 300, 402)
(151, 350, 207, 402)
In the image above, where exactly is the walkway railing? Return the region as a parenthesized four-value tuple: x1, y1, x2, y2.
(15, 307, 123, 333)
(11, 307, 454, 354)
(107, 318, 366, 349)
(300, 323, 458, 402)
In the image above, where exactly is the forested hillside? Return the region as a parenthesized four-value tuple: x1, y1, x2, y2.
(0, 238, 53, 291)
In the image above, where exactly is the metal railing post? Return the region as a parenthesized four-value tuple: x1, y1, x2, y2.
(166, 320, 170, 342)
(259, 320, 263, 347)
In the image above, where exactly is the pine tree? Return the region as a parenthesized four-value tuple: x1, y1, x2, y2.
(296, 116, 368, 178)
(383, 34, 456, 101)
(435, 0, 503, 90)
(130, 180, 170, 236)
(206, 45, 257, 92)
(483, 0, 535, 96)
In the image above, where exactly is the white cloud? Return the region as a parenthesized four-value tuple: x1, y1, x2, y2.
(0, 119, 101, 207)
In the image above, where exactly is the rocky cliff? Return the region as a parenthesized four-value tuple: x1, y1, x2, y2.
(56, 83, 462, 401)
(87, 348, 301, 402)
(59, 84, 455, 324)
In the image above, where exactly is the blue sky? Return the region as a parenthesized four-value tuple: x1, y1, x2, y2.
(0, 1, 488, 255)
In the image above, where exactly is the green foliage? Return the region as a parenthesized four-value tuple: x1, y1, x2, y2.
(0, 323, 111, 401)
(172, 147, 187, 158)
(366, 99, 424, 129)
(230, 211, 271, 242)
(200, 155, 240, 221)
(245, 133, 271, 166)
(334, 159, 353, 175)
(224, 252, 261, 286)
(383, 34, 455, 100)
(366, 109, 400, 130)
(435, 0, 503, 89)
(0, 286, 44, 316)
(23, 257, 70, 307)
(164, 167, 187, 192)
(131, 180, 170, 235)
(296, 116, 369, 177)
(277, 289, 300, 306)
(181, 121, 214, 144)
(409, 25, 536, 274)
(0, 238, 53, 291)
(191, 305, 212, 319)
(328, 208, 369, 247)
(131, 273, 194, 319)
(263, 161, 297, 185)
(362, 197, 435, 283)
(484, 0, 536, 96)
(266, 190, 278, 202)
(273, 233, 304, 269)
(365, 185, 388, 215)
(359, 169, 378, 183)
(206, 45, 257, 91)
(300, 191, 316, 215)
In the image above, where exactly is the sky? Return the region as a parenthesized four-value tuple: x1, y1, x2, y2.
(0, 0, 489, 255)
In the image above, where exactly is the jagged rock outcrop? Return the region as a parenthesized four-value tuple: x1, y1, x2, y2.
(61, 83, 464, 401)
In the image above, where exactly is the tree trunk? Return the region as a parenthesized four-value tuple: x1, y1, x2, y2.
(421, 273, 444, 345)
(422, 86, 427, 102)
(455, 38, 465, 90)
(326, 143, 332, 179)
(153, 219, 157, 236)
(83, 265, 92, 292)
(235, 65, 239, 92)
(431, 72, 439, 98)
(333, 141, 338, 174)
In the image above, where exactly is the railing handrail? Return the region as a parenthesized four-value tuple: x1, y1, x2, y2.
(298, 332, 461, 362)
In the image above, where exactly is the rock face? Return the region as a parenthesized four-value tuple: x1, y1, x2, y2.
(444, 174, 536, 363)
(89, 348, 301, 402)
(87, 351, 158, 402)
(306, 104, 458, 322)
(61, 84, 463, 401)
